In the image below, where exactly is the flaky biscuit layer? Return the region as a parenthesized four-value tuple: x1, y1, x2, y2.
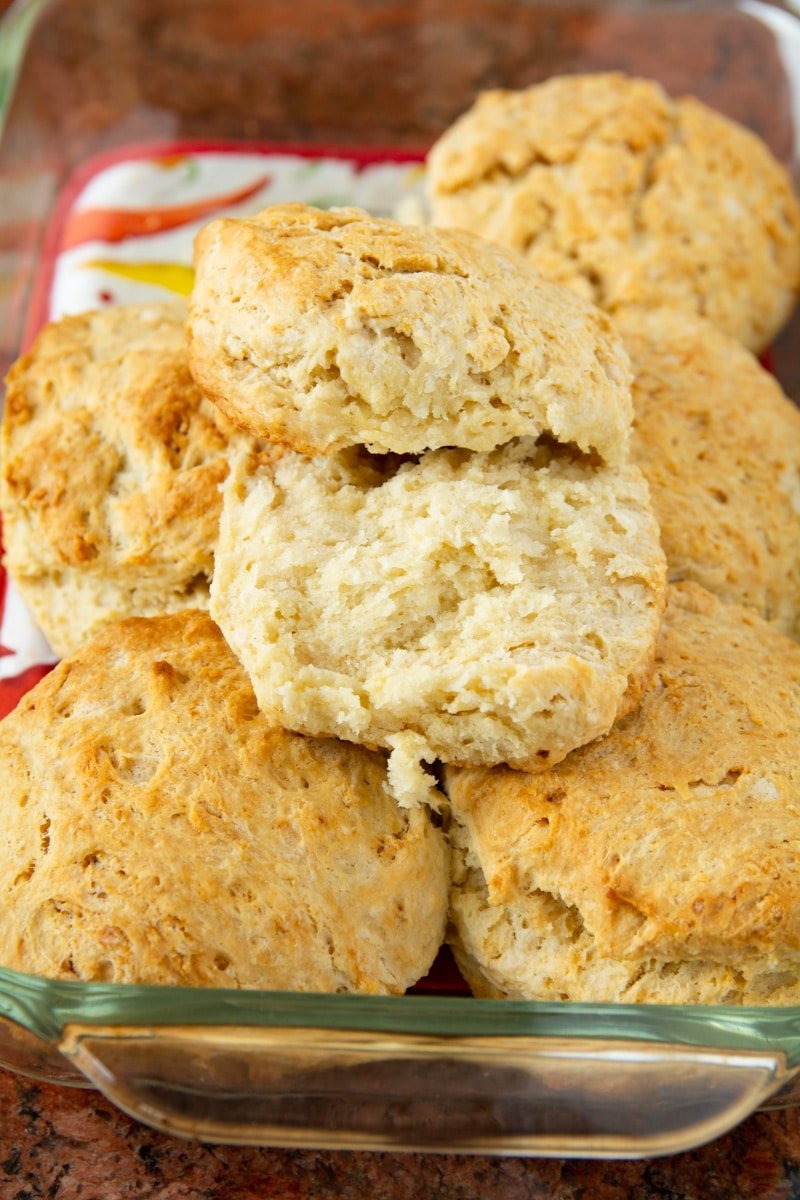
(211, 439, 666, 805)
(188, 203, 633, 462)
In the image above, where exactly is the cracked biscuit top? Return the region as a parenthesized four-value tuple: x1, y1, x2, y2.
(427, 73, 800, 354)
(187, 202, 633, 463)
(446, 583, 800, 1006)
(1, 302, 243, 657)
(0, 610, 448, 991)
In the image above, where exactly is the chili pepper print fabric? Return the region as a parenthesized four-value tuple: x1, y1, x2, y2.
(48, 148, 426, 319)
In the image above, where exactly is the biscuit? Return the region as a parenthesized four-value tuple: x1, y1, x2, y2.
(0, 610, 448, 991)
(187, 202, 633, 463)
(447, 583, 800, 1005)
(210, 439, 666, 806)
(618, 307, 800, 639)
(427, 73, 800, 353)
(1, 303, 241, 657)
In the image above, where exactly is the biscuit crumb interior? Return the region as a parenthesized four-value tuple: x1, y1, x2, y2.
(211, 437, 665, 803)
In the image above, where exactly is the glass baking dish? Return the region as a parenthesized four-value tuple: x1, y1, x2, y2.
(2, 0, 800, 1158)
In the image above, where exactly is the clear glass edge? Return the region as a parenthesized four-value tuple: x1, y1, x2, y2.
(61, 1026, 791, 1154)
(0, 0, 51, 140)
(1, 965, 799, 1067)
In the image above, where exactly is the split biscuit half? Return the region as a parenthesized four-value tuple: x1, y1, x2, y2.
(447, 583, 800, 1005)
(210, 438, 666, 806)
(427, 73, 800, 353)
(188, 202, 633, 462)
(0, 610, 448, 992)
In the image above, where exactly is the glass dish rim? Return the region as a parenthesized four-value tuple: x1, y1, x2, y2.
(2, 0, 800, 1092)
(3, 964, 800, 1070)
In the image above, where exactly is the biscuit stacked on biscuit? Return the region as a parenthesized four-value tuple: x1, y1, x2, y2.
(187, 203, 633, 461)
(0, 300, 450, 993)
(423, 75, 800, 1006)
(188, 203, 667, 805)
(427, 72, 800, 353)
(4, 73, 800, 1005)
(447, 583, 800, 1005)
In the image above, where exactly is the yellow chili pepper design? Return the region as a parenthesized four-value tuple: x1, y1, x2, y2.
(83, 260, 195, 296)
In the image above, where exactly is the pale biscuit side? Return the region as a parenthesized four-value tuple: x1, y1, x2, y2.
(449, 857, 800, 1005)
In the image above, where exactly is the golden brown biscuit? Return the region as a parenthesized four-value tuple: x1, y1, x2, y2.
(618, 307, 800, 639)
(188, 202, 633, 463)
(447, 583, 800, 1005)
(427, 73, 800, 353)
(1, 303, 241, 657)
(210, 438, 666, 807)
(0, 610, 448, 991)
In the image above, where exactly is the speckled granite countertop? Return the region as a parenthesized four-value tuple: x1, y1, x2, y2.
(2, 1068, 800, 1199)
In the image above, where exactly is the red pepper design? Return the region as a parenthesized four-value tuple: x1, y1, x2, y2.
(62, 174, 270, 249)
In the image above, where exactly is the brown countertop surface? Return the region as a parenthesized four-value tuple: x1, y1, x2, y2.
(2, 1066, 800, 1199)
(4, 1, 800, 1195)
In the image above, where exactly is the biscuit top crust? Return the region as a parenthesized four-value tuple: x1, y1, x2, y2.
(427, 73, 800, 353)
(188, 203, 633, 463)
(1, 302, 248, 655)
(618, 307, 800, 638)
(0, 611, 447, 990)
(2, 302, 232, 571)
(446, 583, 800, 965)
